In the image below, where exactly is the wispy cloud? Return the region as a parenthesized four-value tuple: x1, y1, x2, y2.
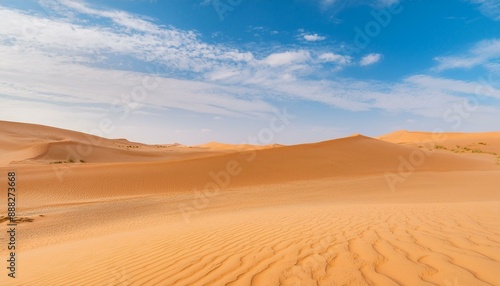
(375, 0, 400, 8)
(263, 50, 311, 67)
(319, 53, 352, 65)
(406, 75, 500, 99)
(318, 0, 336, 9)
(0, 45, 276, 119)
(316, 0, 399, 10)
(0, 2, 254, 74)
(434, 38, 500, 71)
(303, 33, 326, 42)
(468, 0, 500, 21)
(359, 53, 382, 66)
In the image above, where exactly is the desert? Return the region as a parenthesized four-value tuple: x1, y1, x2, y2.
(2, 1, 500, 285)
(1, 120, 500, 285)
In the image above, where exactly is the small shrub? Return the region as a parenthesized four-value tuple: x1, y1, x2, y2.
(434, 145, 447, 150)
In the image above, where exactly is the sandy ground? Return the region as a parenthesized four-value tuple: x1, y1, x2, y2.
(1, 121, 500, 285)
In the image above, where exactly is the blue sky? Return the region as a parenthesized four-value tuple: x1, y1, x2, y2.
(0, 0, 499, 145)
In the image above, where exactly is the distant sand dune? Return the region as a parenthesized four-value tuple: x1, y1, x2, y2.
(195, 141, 283, 151)
(0, 121, 260, 165)
(380, 130, 500, 154)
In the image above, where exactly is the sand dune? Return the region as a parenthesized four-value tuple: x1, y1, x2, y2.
(379, 130, 500, 144)
(11, 132, 499, 208)
(380, 130, 500, 154)
(1, 122, 499, 285)
(0, 121, 264, 166)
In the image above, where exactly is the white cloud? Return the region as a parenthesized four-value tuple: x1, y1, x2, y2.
(57, 0, 160, 32)
(263, 50, 311, 67)
(234, 66, 500, 117)
(206, 69, 240, 81)
(434, 38, 500, 71)
(359, 53, 382, 66)
(319, 53, 352, 65)
(405, 75, 500, 99)
(319, 0, 336, 9)
(0, 3, 253, 74)
(468, 0, 500, 21)
(303, 33, 326, 42)
(317, 0, 398, 10)
(0, 46, 276, 119)
(375, 0, 400, 8)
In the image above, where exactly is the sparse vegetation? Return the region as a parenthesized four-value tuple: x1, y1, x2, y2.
(49, 158, 84, 164)
(0, 216, 34, 223)
(437, 144, 498, 158)
(123, 145, 140, 149)
(119, 145, 141, 149)
(12, 217, 34, 223)
(434, 145, 447, 150)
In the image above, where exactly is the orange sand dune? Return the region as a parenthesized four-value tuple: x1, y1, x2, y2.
(11, 132, 500, 207)
(1, 122, 499, 285)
